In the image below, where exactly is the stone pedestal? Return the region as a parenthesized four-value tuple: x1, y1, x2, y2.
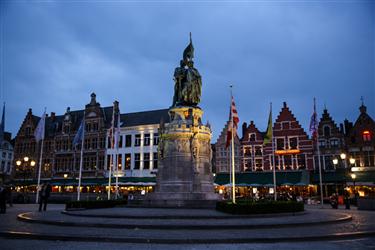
(143, 106, 219, 208)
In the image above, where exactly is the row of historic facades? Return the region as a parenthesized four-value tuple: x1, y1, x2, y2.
(8, 94, 375, 184)
(11, 93, 169, 183)
(214, 101, 375, 174)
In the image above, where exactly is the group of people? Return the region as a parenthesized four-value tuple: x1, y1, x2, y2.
(330, 191, 355, 210)
(0, 181, 51, 214)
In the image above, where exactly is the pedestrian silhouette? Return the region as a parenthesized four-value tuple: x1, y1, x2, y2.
(0, 184, 7, 214)
(38, 182, 52, 212)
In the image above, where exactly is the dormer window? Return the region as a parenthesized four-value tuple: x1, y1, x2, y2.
(249, 133, 256, 141)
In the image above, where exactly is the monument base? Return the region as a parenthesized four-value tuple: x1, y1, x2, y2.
(140, 106, 220, 208)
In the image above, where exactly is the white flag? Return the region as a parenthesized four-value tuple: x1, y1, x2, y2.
(114, 111, 121, 149)
(34, 111, 46, 142)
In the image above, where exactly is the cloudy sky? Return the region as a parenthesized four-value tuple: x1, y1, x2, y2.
(1, 1, 374, 140)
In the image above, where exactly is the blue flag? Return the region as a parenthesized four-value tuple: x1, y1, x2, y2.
(73, 118, 84, 147)
(309, 98, 318, 140)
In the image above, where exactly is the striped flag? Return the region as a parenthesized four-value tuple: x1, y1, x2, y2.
(226, 96, 239, 148)
(34, 110, 46, 143)
(309, 98, 318, 140)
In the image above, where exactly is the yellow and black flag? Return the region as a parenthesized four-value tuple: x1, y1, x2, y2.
(263, 104, 272, 146)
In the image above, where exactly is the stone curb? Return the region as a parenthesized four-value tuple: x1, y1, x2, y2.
(61, 209, 308, 220)
(17, 212, 352, 230)
(1, 230, 375, 244)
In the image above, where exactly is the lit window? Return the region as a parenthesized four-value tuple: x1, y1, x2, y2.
(363, 131, 372, 142)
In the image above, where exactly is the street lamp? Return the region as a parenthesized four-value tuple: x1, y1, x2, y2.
(349, 158, 356, 165)
(16, 157, 36, 203)
(340, 153, 348, 168)
(351, 173, 357, 205)
(333, 158, 338, 167)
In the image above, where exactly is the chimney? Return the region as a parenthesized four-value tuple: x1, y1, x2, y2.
(344, 119, 353, 136)
(340, 123, 344, 134)
(242, 122, 247, 137)
(283, 102, 287, 108)
(113, 100, 119, 114)
(51, 112, 56, 121)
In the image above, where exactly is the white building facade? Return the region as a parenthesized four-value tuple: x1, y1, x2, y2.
(105, 109, 169, 178)
(0, 133, 14, 179)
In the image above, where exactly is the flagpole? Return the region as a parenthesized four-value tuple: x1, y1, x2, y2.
(108, 109, 115, 200)
(315, 98, 324, 208)
(230, 85, 236, 204)
(270, 103, 277, 201)
(77, 111, 85, 201)
(35, 108, 46, 204)
(115, 112, 120, 199)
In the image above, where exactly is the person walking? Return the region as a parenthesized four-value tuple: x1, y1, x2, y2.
(6, 184, 13, 207)
(38, 182, 52, 212)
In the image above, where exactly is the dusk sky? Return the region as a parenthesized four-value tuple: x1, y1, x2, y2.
(1, 1, 374, 141)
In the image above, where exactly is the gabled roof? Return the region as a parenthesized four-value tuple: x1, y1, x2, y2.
(120, 109, 170, 127)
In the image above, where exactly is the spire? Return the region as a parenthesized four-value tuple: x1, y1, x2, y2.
(90, 93, 97, 105)
(0, 103, 5, 145)
(359, 96, 367, 114)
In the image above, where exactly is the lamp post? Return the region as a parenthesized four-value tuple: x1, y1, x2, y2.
(351, 173, 357, 205)
(351, 173, 356, 191)
(16, 157, 36, 203)
(332, 158, 338, 168)
(340, 153, 347, 168)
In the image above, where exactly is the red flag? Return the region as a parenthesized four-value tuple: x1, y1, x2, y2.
(226, 96, 239, 148)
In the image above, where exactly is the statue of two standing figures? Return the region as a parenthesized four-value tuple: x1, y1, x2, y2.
(172, 34, 202, 107)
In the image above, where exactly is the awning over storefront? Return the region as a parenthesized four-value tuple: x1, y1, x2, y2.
(214, 171, 310, 186)
(312, 169, 375, 185)
(12, 177, 157, 186)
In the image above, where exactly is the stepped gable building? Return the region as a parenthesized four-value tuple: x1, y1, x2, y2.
(214, 121, 241, 173)
(13, 93, 110, 181)
(263, 102, 314, 171)
(316, 108, 345, 170)
(241, 121, 264, 172)
(344, 102, 375, 169)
